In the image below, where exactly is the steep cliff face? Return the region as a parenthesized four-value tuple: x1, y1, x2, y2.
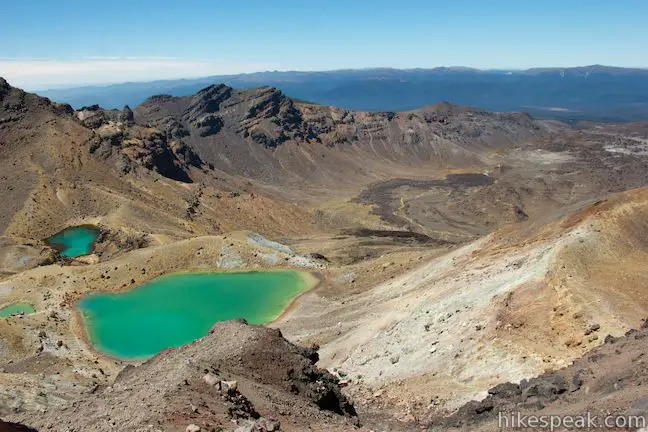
(79, 104, 203, 183)
(137, 85, 306, 147)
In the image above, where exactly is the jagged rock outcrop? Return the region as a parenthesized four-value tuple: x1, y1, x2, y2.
(0, 78, 10, 100)
(239, 87, 304, 147)
(194, 113, 223, 137)
(187, 84, 232, 118)
(120, 105, 134, 125)
(73, 97, 203, 182)
(85, 112, 202, 182)
(76, 104, 108, 128)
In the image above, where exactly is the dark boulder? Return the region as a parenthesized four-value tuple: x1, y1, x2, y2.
(487, 382, 521, 399)
(0, 420, 38, 432)
(0, 77, 9, 100)
(120, 105, 134, 125)
(520, 373, 567, 401)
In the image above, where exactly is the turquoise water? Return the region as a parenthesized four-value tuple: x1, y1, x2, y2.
(77, 271, 312, 359)
(46, 225, 100, 258)
(0, 303, 36, 317)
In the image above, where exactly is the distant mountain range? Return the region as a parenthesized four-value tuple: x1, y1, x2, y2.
(34, 65, 648, 122)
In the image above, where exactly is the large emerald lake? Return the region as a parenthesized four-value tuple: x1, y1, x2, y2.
(46, 225, 100, 258)
(77, 270, 314, 359)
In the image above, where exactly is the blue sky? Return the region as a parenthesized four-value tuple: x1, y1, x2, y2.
(2, 0, 647, 88)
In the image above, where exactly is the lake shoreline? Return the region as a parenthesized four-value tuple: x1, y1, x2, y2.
(45, 224, 101, 258)
(271, 270, 322, 325)
(0, 301, 36, 317)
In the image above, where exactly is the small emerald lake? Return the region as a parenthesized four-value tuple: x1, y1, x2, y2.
(46, 225, 100, 258)
(0, 303, 36, 318)
(77, 270, 315, 359)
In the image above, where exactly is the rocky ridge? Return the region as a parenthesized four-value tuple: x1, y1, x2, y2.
(9, 320, 360, 432)
(79, 104, 204, 183)
(431, 319, 648, 431)
(133, 84, 545, 189)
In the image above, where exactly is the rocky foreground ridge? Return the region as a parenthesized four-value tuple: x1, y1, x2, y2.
(10, 316, 648, 431)
(7, 320, 359, 432)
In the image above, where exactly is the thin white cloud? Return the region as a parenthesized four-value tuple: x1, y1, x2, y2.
(0, 57, 284, 89)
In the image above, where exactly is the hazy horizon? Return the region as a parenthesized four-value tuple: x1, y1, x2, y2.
(2, 0, 647, 88)
(5, 63, 647, 92)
